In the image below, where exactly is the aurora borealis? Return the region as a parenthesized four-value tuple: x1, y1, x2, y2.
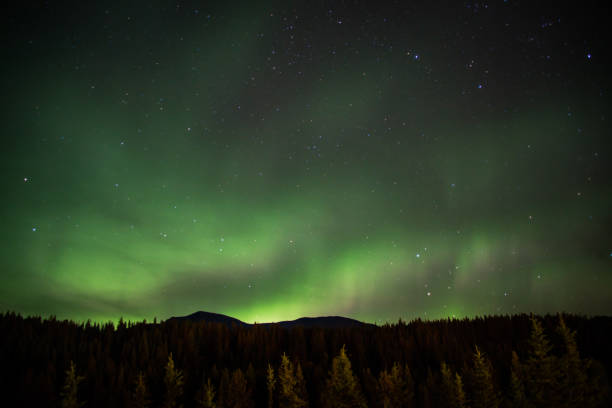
(2, 1, 611, 324)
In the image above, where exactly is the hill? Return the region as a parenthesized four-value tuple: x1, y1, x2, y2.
(167, 310, 372, 328)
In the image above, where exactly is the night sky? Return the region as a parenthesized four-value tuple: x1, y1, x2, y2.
(2, 1, 611, 324)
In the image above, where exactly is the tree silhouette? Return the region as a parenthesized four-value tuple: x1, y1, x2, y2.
(131, 372, 149, 408)
(163, 353, 184, 408)
(377, 362, 413, 408)
(278, 353, 306, 408)
(470, 346, 499, 408)
(196, 378, 215, 408)
(225, 368, 253, 408)
(440, 362, 455, 408)
(454, 373, 467, 408)
(217, 368, 230, 408)
(555, 315, 606, 408)
(509, 351, 527, 408)
(524, 316, 557, 407)
(322, 346, 367, 408)
(440, 362, 466, 408)
(267, 364, 276, 408)
(61, 360, 85, 408)
(295, 362, 309, 407)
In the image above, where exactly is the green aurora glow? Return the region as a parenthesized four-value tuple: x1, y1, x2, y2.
(2, 1, 611, 323)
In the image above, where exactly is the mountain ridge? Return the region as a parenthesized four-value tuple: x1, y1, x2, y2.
(167, 311, 372, 328)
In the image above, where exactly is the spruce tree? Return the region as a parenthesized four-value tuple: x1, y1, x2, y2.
(295, 362, 309, 407)
(267, 364, 276, 408)
(440, 362, 455, 408)
(403, 364, 415, 405)
(509, 351, 527, 408)
(131, 372, 149, 408)
(454, 373, 467, 408)
(322, 346, 367, 408)
(557, 315, 590, 408)
(471, 346, 499, 408)
(225, 368, 253, 408)
(377, 362, 411, 408)
(278, 353, 306, 408)
(377, 367, 394, 408)
(217, 368, 230, 408)
(196, 378, 216, 408)
(163, 353, 184, 408)
(524, 316, 557, 407)
(440, 362, 467, 408)
(61, 360, 85, 408)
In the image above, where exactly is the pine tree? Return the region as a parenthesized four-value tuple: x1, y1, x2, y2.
(509, 351, 527, 408)
(217, 368, 230, 408)
(403, 364, 415, 406)
(196, 378, 216, 408)
(322, 346, 367, 408)
(440, 362, 455, 408)
(225, 368, 253, 408)
(377, 362, 412, 408)
(278, 353, 306, 408)
(454, 373, 467, 408)
(556, 315, 591, 408)
(471, 346, 499, 408)
(419, 367, 436, 408)
(440, 362, 466, 408)
(377, 367, 394, 408)
(267, 364, 276, 408)
(524, 316, 557, 407)
(360, 368, 378, 408)
(163, 353, 184, 408)
(131, 372, 149, 408)
(61, 360, 85, 408)
(295, 362, 309, 407)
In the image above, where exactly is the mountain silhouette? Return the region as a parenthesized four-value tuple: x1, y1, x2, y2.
(166, 311, 371, 328)
(167, 311, 249, 326)
(271, 316, 371, 328)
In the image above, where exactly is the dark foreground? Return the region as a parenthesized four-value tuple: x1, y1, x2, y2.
(1, 312, 610, 407)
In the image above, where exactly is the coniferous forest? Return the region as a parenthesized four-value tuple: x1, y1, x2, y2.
(1, 312, 610, 408)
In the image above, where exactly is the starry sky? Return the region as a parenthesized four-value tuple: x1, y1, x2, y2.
(2, 1, 611, 324)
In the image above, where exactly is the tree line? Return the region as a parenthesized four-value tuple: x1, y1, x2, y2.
(1, 312, 610, 407)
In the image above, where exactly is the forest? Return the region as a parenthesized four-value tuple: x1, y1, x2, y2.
(1, 312, 610, 408)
